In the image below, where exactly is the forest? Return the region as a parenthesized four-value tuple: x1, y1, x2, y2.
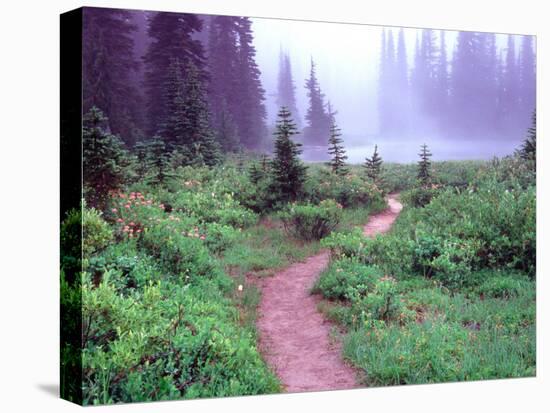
(61, 7, 536, 405)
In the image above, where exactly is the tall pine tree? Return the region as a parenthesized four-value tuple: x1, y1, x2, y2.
(143, 12, 206, 136)
(82, 8, 143, 146)
(304, 59, 330, 145)
(276, 49, 301, 128)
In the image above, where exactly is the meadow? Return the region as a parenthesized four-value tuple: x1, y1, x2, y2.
(61, 107, 536, 404)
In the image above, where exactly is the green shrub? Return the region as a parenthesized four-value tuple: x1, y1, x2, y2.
(280, 199, 342, 241)
(476, 275, 532, 299)
(61, 206, 114, 283)
(401, 185, 438, 208)
(81, 274, 279, 404)
(141, 224, 220, 281)
(313, 258, 382, 300)
(305, 169, 385, 209)
(321, 228, 366, 259)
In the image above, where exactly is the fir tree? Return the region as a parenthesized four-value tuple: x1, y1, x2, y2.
(276, 49, 301, 128)
(134, 140, 151, 181)
(147, 137, 171, 185)
(520, 110, 536, 169)
(363, 145, 383, 183)
(327, 118, 348, 176)
(82, 8, 143, 146)
(179, 60, 221, 166)
(158, 58, 187, 151)
(83, 107, 129, 209)
(143, 12, 206, 136)
(260, 154, 270, 173)
(234, 17, 268, 149)
(304, 59, 330, 145)
(248, 162, 263, 185)
(417, 144, 433, 187)
(271, 107, 308, 202)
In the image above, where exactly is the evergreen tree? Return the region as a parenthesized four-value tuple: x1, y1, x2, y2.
(276, 49, 301, 128)
(363, 145, 383, 183)
(234, 17, 268, 149)
(83, 107, 129, 209)
(207, 16, 267, 150)
(519, 110, 536, 168)
(179, 60, 221, 166)
(82, 8, 143, 146)
(499, 35, 520, 133)
(435, 30, 449, 124)
(327, 118, 348, 176)
(271, 107, 308, 202)
(417, 144, 433, 187)
(134, 140, 151, 181)
(378, 28, 389, 134)
(147, 137, 171, 185)
(158, 58, 187, 151)
(158, 58, 221, 166)
(143, 12, 206, 136)
(394, 28, 410, 134)
(260, 153, 270, 172)
(519, 36, 536, 127)
(207, 16, 240, 149)
(248, 162, 263, 185)
(304, 59, 330, 145)
(216, 98, 239, 152)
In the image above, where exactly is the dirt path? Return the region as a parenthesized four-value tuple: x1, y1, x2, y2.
(257, 194, 403, 393)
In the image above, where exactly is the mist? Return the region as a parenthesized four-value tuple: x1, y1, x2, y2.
(251, 18, 535, 163)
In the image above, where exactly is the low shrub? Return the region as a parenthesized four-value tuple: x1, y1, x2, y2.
(476, 274, 532, 299)
(279, 199, 342, 241)
(141, 224, 220, 281)
(305, 169, 385, 209)
(313, 258, 382, 300)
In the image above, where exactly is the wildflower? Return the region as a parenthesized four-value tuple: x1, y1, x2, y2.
(136, 229, 142, 233)
(116, 218, 124, 223)
(238, 284, 243, 292)
(200, 235, 206, 240)
(129, 222, 135, 226)
(111, 208, 117, 213)
(125, 204, 131, 209)
(159, 203, 165, 210)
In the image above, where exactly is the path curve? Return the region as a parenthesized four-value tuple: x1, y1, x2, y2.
(257, 194, 403, 393)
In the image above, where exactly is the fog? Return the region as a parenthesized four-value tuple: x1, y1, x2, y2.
(251, 17, 533, 163)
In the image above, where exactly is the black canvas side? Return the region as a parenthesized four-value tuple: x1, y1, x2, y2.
(60, 7, 83, 405)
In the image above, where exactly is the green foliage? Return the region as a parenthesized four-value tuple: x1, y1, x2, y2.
(82, 207, 113, 257)
(401, 185, 438, 208)
(327, 121, 348, 176)
(344, 318, 535, 386)
(313, 257, 382, 300)
(363, 144, 383, 183)
(475, 274, 532, 299)
(417, 143, 433, 187)
(279, 199, 342, 241)
(270, 106, 308, 203)
(314, 157, 536, 388)
(81, 274, 279, 404)
(83, 107, 129, 209)
(305, 168, 386, 209)
(518, 110, 536, 170)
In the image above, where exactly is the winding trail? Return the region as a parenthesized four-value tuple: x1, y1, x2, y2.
(257, 194, 403, 393)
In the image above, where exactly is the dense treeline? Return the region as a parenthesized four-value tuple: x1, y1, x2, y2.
(378, 28, 536, 140)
